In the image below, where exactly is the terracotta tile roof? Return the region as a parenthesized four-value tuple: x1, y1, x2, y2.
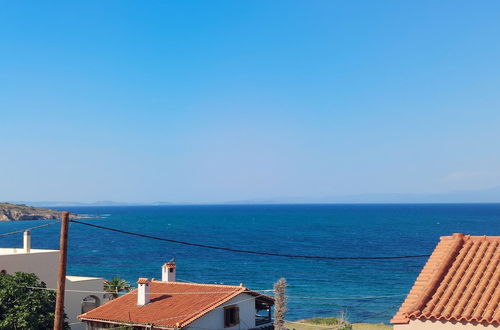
(391, 233, 500, 325)
(79, 280, 273, 329)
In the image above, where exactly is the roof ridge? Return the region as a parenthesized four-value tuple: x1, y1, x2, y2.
(409, 233, 465, 314)
(392, 233, 500, 326)
(463, 235, 500, 240)
(391, 233, 465, 324)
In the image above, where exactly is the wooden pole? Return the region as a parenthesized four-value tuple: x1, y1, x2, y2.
(54, 211, 69, 330)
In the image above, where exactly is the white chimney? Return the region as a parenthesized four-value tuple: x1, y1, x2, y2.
(23, 231, 31, 253)
(162, 258, 176, 282)
(137, 278, 150, 306)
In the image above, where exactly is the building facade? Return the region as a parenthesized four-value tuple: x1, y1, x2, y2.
(0, 230, 104, 330)
(80, 261, 274, 330)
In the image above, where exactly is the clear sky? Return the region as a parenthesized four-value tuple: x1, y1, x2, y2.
(1, 1, 500, 203)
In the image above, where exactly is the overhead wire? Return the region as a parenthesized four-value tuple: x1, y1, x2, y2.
(69, 220, 431, 260)
(22, 285, 274, 296)
(1, 218, 409, 324)
(0, 221, 60, 237)
(20, 285, 403, 325)
(353, 303, 401, 323)
(21, 285, 405, 306)
(287, 293, 406, 300)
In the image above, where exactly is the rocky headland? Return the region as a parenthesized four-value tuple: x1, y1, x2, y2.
(0, 203, 83, 221)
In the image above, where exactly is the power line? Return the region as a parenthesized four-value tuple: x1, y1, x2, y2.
(69, 220, 430, 260)
(0, 221, 60, 237)
(68, 321, 83, 326)
(22, 285, 405, 301)
(23, 286, 274, 296)
(22, 285, 400, 325)
(287, 293, 406, 300)
(353, 303, 400, 323)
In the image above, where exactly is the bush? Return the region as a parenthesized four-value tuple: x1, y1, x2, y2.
(305, 315, 353, 330)
(0, 272, 69, 330)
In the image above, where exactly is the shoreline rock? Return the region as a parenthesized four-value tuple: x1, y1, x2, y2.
(0, 203, 88, 221)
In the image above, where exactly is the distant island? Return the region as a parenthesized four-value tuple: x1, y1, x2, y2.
(0, 203, 83, 221)
(8, 186, 500, 207)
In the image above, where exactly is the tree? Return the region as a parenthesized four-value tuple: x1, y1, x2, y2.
(103, 277, 132, 299)
(0, 272, 70, 330)
(274, 277, 288, 330)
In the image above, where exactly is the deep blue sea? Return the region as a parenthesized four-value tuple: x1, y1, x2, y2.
(1, 204, 499, 323)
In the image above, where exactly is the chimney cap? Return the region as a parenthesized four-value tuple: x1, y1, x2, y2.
(164, 263, 176, 269)
(164, 257, 176, 268)
(137, 278, 150, 285)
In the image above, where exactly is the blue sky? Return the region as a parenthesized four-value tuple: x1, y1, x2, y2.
(1, 1, 500, 203)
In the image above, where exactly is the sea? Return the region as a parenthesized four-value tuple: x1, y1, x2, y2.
(1, 204, 499, 324)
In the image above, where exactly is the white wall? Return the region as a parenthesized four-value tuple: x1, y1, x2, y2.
(395, 319, 499, 330)
(0, 249, 59, 287)
(188, 293, 257, 330)
(0, 249, 103, 330)
(65, 277, 104, 330)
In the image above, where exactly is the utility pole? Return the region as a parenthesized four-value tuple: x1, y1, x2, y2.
(54, 211, 69, 330)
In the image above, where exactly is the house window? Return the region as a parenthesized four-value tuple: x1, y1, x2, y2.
(224, 305, 239, 328)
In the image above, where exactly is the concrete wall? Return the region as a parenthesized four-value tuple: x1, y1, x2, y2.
(394, 319, 499, 330)
(0, 248, 59, 287)
(188, 293, 257, 330)
(0, 248, 103, 330)
(66, 276, 105, 330)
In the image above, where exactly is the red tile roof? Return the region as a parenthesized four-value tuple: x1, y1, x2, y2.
(79, 280, 273, 329)
(391, 233, 500, 325)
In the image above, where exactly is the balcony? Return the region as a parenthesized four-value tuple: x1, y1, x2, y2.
(256, 315, 272, 326)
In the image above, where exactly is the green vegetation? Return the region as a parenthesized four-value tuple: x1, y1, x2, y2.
(0, 203, 56, 212)
(104, 277, 132, 298)
(307, 317, 348, 325)
(286, 316, 392, 330)
(0, 202, 78, 221)
(293, 316, 352, 330)
(0, 272, 69, 330)
(352, 324, 392, 330)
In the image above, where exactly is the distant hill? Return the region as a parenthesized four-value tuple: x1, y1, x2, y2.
(8, 186, 500, 207)
(0, 203, 80, 221)
(225, 186, 500, 204)
(9, 201, 174, 207)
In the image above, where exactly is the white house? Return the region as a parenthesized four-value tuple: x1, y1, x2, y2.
(0, 230, 105, 330)
(79, 260, 274, 330)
